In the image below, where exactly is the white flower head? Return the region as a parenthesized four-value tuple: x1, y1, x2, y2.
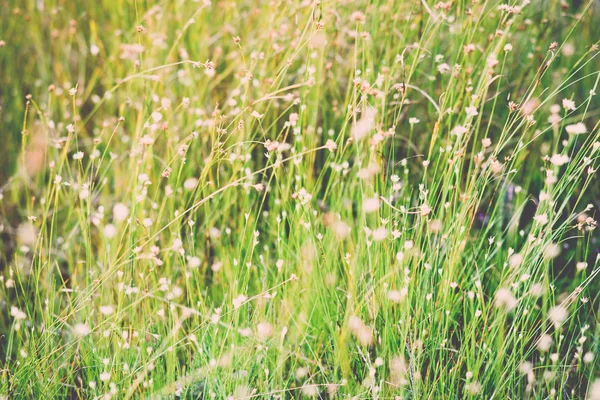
(565, 122, 587, 135)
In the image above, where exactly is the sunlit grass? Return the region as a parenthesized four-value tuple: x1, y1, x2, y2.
(1, 0, 600, 398)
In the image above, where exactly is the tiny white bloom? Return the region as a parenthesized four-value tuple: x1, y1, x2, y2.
(565, 122, 587, 135)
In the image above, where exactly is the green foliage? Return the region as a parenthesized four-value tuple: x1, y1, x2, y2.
(0, 0, 599, 398)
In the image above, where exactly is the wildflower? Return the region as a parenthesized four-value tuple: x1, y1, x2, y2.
(420, 203, 432, 217)
(264, 140, 279, 152)
(437, 63, 451, 74)
(466, 382, 482, 395)
(187, 257, 202, 268)
(534, 214, 548, 225)
(138, 173, 150, 184)
(10, 307, 26, 321)
(120, 43, 144, 60)
(548, 305, 568, 327)
(562, 43, 575, 56)
(372, 227, 388, 241)
(350, 11, 366, 23)
(508, 101, 520, 112)
(238, 327, 252, 337)
(562, 98, 576, 111)
(99, 305, 114, 315)
(79, 187, 90, 200)
(509, 253, 523, 268)
(293, 188, 312, 205)
(99, 372, 111, 382)
(288, 112, 299, 126)
(409, 117, 420, 125)
(274, 259, 284, 272)
(504, 43, 513, 52)
(233, 294, 248, 309)
(543, 243, 560, 259)
(362, 197, 380, 213)
(451, 125, 468, 137)
(495, 288, 517, 311)
(565, 122, 587, 135)
(465, 106, 478, 117)
(332, 220, 351, 239)
(324, 139, 337, 152)
(389, 356, 407, 386)
(549, 154, 569, 166)
(351, 107, 376, 140)
(387, 288, 407, 303)
(103, 224, 117, 239)
(139, 135, 154, 145)
(113, 203, 129, 222)
(178, 144, 188, 156)
(72, 323, 91, 337)
(395, 251, 404, 262)
(537, 334, 552, 351)
(251, 110, 263, 119)
(357, 162, 380, 180)
(73, 151, 84, 160)
(301, 384, 319, 397)
(588, 379, 600, 400)
(17, 223, 37, 246)
(348, 316, 373, 346)
(210, 261, 222, 272)
(576, 262, 587, 271)
(256, 322, 273, 340)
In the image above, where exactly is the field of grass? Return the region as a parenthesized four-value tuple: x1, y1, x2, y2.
(1, 0, 600, 398)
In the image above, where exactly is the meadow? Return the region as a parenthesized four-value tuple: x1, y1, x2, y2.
(1, 0, 600, 398)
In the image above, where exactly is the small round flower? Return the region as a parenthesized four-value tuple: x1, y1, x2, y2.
(362, 197, 380, 213)
(562, 98, 576, 111)
(494, 288, 517, 311)
(256, 322, 274, 340)
(324, 139, 337, 152)
(103, 224, 117, 239)
(350, 11, 366, 23)
(537, 334, 552, 351)
(72, 323, 91, 337)
(187, 256, 201, 268)
(183, 178, 199, 191)
(548, 305, 568, 327)
(387, 288, 407, 303)
(565, 122, 587, 135)
(99, 305, 114, 315)
(113, 203, 129, 222)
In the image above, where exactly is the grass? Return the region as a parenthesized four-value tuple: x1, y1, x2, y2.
(1, 0, 600, 398)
